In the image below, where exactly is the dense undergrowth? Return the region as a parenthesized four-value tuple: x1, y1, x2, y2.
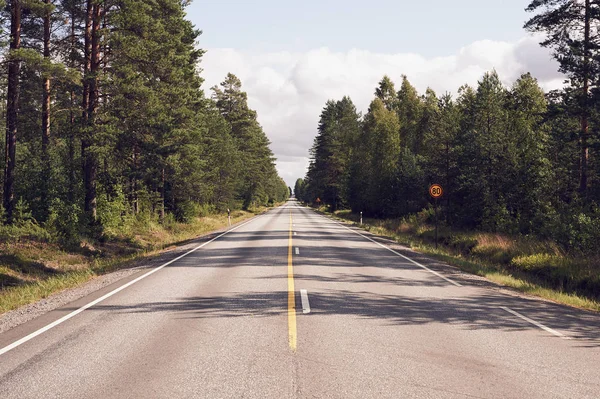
(324, 207, 600, 312)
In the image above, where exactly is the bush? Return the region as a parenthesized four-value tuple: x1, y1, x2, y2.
(511, 253, 560, 272)
(161, 213, 178, 230)
(13, 198, 34, 226)
(174, 201, 216, 223)
(471, 245, 512, 264)
(174, 201, 198, 223)
(46, 198, 81, 246)
(97, 188, 128, 235)
(448, 236, 478, 254)
(568, 211, 600, 254)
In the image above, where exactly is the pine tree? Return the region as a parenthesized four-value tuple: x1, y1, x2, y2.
(397, 75, 422, 151)
(374, 75, 397, 111)
(332, 96, 361, 208)
(212, 73, 281, 209)
(525, 0, 600, 193)
(362, 97, 400, 216)
(294, 178, 306, 201)
(3, 0, 22, 223)
(305, 100, 336, 206)
(506, 73, 551, 233)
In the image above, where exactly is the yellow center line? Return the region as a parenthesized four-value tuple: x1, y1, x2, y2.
(288, 208, 297, 351)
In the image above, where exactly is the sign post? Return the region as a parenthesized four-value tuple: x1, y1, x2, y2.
(429, 184, 443, 249)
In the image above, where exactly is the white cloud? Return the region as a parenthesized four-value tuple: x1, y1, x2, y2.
(199, 35, 562, 187)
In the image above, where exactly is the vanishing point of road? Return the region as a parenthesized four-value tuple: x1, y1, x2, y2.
(1, 200, 599, 398)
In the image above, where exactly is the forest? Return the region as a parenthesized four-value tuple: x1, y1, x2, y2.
(0, 0, 288, 242)
(297, 0, 600, 256)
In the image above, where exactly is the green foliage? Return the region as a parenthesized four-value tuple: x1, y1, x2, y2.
(294, 178, 306, 201)
(511, 253, 563, 272)
(13, 198, 35, 226)
(303, 70, 600, 256)
(97, 189, 129, 235)
(211, 73, 284, 209)
(0, 1, 286, 239)
(46, 198, 80, 246)
(174, 201, 215, 223)
(304, 97, 361, 210)
(567, 210, 600, 253)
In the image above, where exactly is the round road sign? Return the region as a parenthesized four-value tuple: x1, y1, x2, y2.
(429, 184, 443, 199)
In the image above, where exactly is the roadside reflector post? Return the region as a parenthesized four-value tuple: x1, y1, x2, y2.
(360, 211, 363, 226)
(227, 208, 231, 226)
(429, 184, 444, 250)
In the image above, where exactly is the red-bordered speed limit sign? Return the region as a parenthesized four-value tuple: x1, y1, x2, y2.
(429, 184, 443, 199)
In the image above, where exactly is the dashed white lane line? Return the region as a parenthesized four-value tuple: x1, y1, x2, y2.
(299, 205, 577, 340)
(295, 247, 299, 255)
(294, 232, 297, 236)
(500, 306, 570, 339)
(329, 218, 461, 287)
(0, 215, 264, 357)
(300, 289, 311, 314)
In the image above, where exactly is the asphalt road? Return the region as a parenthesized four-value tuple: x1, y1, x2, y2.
(1, 200, 599, 398)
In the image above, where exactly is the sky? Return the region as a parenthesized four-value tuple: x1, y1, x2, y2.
(185, 0, 562, 188)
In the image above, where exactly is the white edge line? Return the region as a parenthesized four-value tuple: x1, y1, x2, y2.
(0, 215, 263, 357)
(300, 289, 311, 314)
(500, 306, 570, 339)
(323, 214, 461, 287)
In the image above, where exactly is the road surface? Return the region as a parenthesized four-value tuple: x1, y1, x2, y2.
(1, 200, 599, 398)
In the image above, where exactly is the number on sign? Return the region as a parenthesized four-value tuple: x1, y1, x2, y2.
(429, 184, 443, 199)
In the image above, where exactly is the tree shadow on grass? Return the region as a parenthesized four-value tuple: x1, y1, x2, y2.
(0, 254, 60, 277)
(0, 272, 23, 287)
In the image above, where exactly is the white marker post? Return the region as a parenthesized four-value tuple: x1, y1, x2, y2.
(227, 208, 231, 226)
(360, 211, 363, 226)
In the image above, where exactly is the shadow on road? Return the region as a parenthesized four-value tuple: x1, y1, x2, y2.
(86, 288, 600, 345)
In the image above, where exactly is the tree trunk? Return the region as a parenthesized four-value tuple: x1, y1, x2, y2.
(68, 4, 76, 203)
(82, 0, 101, 223)
(40, 0, 51, 219)
(3, 0, 22, 224)
(132, 146, 138, 214)
(579, 0, 590, 194)
(160, 167, 165, 221)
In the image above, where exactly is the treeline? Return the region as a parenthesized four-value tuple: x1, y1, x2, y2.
(0, 0, 287, 237)
(297, 1, 600, 254)
(297, 70, 600, 253)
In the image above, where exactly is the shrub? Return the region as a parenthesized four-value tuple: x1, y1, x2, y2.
(511, 253, 559, 271)
(46, 198, 81, 246)
(174, 200, 199, 223)
(568, 211, 600, 254)
(13, 198, 34, 226)
(448, 236, 478, 254)
(97, 188, 128, 235)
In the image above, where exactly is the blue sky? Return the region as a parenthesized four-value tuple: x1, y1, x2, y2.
(184, 1, 560, 187)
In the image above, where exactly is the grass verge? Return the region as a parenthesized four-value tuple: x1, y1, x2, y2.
(0, 206, 273, 315)
(315, 206, 600, 312)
